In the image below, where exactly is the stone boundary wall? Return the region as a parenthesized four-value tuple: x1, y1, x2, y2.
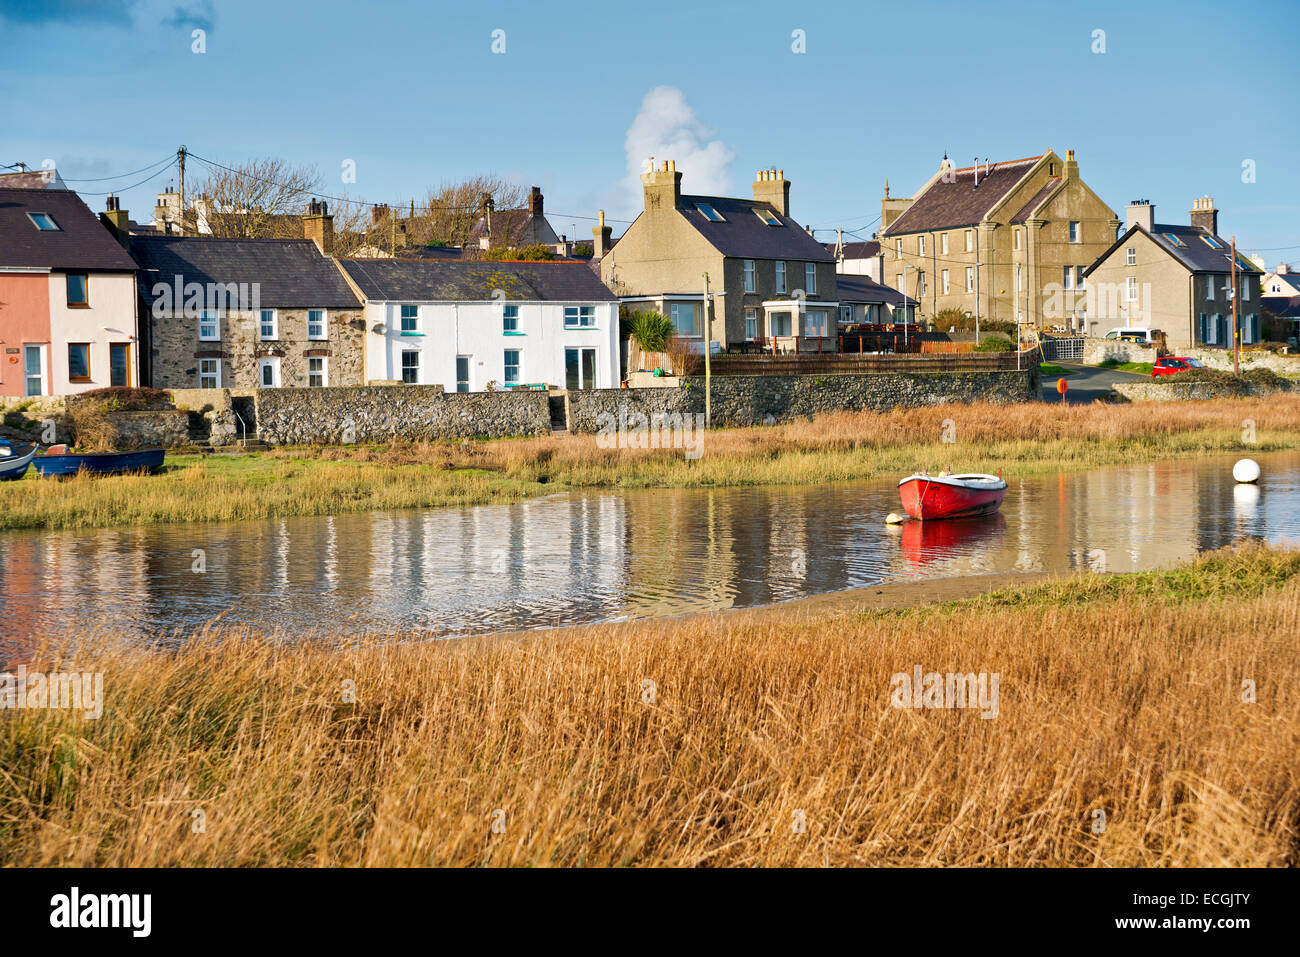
(1184, 348, 1300, 374)
(1113, 380, 1293, 402)
(1082, 338, 1159, 366)
(567, 369, 1039, 432)
(253, 384, 551, 445)
(0, 395, 71, 444)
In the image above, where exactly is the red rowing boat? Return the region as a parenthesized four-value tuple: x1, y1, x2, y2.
(897, 471, 1007, 520)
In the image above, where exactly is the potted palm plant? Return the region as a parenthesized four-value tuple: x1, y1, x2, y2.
(624, 310, 674, 372)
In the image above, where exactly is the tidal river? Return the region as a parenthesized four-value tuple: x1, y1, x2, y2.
(2, 452, 1298, 646)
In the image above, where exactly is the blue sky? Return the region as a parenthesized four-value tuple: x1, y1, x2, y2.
(2, 0, 1297, 260)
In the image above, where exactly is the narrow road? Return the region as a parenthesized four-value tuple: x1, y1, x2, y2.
(1038, 361, 1149, 404)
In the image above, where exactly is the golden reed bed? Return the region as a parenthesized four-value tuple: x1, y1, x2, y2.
(2, 545, 1297, 867)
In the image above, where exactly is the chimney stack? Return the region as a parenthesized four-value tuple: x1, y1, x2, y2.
(1190, 195, 1218, 236)
(1063, 148, 1079, 178)
(752, 167, 790, 217)
(641, 158, 682, 212)
(528, 186, 543, 216)
(1126, 199, 1154, 234)
(593, 209, 612, 259)
(303, 199, 334, 256)
(100, 193, 131, 248)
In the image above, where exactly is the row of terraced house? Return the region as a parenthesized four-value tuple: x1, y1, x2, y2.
(0, 149, 1286, 398)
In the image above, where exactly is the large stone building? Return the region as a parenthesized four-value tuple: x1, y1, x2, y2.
(133, 203, 365, 390)
(1083, 197, 1263, 352)
(880, 149, 1118, 331)
(601, 160, 839, 352)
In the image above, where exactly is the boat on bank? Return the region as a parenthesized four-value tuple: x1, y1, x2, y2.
(898, 471, 1007, 520)
(0, 439, 37, 481)
(32, 446, 166, 477)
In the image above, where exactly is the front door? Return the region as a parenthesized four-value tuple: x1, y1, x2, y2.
(565, 347, 596, 390)
(24, 344, 44, 396)
(110, 343, 131, 387)
(258, 356, 280, 388)
(456, 355, 471, 392)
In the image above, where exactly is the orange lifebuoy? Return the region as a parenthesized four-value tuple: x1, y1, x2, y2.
(6, 355, 16, 364)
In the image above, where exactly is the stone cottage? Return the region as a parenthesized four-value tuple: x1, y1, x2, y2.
(132, 203, 364, 389)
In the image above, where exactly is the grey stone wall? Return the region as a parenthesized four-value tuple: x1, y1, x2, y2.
(568, 369, 1039, 431)
(253, 384, 551, 445)
(1114, 379, 1294, 402)
(1082, 337, 1159, 366)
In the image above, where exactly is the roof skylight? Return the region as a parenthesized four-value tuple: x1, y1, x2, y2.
(695, 204, 724, 222)
(754, 208, 781, 226)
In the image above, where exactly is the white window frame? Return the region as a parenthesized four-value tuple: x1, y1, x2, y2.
(259, 309, 277, 341)
(775, 261, 786, 294)
(940, 233, 949, 255)
(744, 308, 757, 340)
(941, 269, 950, 295)
(895, 238, 902, 258)
(503, 348, 521, 385)
(257, 356, 281, 388)
(805, 310, 828, 338)
(502, 304, 519, 333)
(669, 302, 698, 337)
(401, 349, 420, 384)
(24, 344, 46, 397)
(1125, 247, 1136, 266)
(918, 271, 927, 297)
(563, 305, 596, 328)
(400, 304, 420, 334)
(743, 259, 756, 293)
(964, 229, 973, 252)
(1126, 276, 1138, 302)
(917, 236, 926, 256)
(308, 309, 327, 341)
(198, 358, 221, 388)
(1014, 229, 1021, 251)
(1063, 266, 1074, 291)
(307, 355, 328, 387)
(1076, 266, 1086, 289)
(804, 263, 816, 296)
(965, 266, 974, 293)
(1069, 221, 1081, 243)
(1241, 280, 1250, 301)
(199, 309, 219, 341)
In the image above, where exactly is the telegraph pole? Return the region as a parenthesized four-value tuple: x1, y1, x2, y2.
(1231, 235, 1240, 375)
(177, 145, 186, 236)
(703, 272, 712, 429)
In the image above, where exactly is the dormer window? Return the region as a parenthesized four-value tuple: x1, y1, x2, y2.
(695, 204, 724, 222)
(28, 212, 60, 231)
(754, 207, 781, 226)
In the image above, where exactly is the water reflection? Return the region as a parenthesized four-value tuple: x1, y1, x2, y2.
(2, 453, 1298, 646)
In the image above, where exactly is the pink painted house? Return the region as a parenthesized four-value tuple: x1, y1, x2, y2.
(0, 187, 140, 396)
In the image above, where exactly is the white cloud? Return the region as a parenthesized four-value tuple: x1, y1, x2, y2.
(622, 86, 734, 215)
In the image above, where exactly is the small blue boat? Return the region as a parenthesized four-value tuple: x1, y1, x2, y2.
(32, 446, 166, 477)
(0, 439, 36, 481)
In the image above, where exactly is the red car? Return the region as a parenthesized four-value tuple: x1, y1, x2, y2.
(1151, 357, 1205, 377)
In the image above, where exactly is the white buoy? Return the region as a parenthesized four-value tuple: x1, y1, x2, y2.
(1233, 458, 1261, 484)
(885, 512, 907, 525)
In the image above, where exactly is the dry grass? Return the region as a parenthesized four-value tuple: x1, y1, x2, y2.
(3, 395, 1298, 530)
(3, 544, 1297, 867)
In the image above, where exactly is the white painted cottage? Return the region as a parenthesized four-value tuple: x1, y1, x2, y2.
(339, 259, 620, 392)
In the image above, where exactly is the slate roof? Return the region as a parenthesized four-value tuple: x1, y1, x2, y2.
(836, 275, 917, 307)
(678, 195, 833, 261)
(1261, 295, 1300, 319)
(339, 259, 618, 302)
(466, 209, 558, 247)
(0, 168, 65, 189)
(881, 155, 1043, 236)
(825, 240, 880, 259)
(0, 187, 138, 271)
(1009, 177, 1063, 223)
(1085, 224, 1264, 278)
(131, 236, 361, 308)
